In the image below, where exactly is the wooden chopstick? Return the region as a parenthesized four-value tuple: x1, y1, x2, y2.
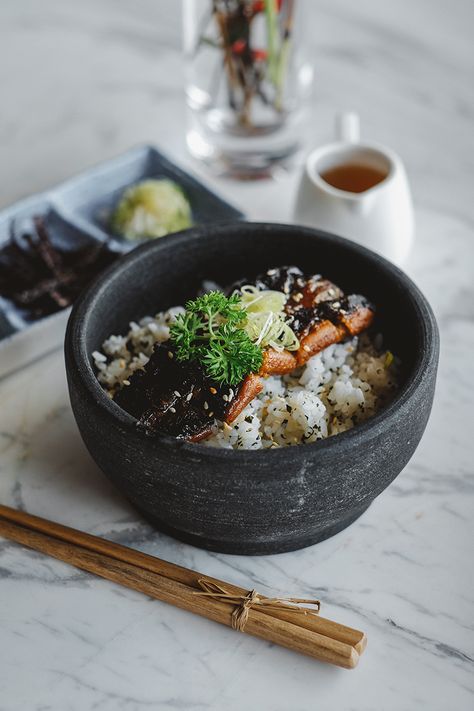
(0, 506, 365, 668)
(0, 504, 366, 656)
(0, 517, 357, 668)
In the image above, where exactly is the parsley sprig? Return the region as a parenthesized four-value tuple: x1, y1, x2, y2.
(170, 292, 263, 385)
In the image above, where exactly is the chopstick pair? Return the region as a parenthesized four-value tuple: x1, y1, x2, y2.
(0, 504, 366, 669)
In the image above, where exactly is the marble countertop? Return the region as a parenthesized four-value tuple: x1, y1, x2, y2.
(0, 1, 473, 709)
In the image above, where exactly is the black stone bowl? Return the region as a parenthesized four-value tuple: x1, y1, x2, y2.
(65, 223, 439, 554)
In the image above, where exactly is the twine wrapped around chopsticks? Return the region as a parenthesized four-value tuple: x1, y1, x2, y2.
(195, 578, 320, 632)
(0, 503, 366, 669)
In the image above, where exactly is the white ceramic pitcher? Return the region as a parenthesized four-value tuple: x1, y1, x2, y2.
(293, 113, 414, 265)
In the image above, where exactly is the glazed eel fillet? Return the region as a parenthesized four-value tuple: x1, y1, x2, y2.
(226, 267, 375, 425)
(115, 267, 374, 441)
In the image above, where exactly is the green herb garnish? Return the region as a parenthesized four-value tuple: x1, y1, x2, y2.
(170, 292, 263, 386)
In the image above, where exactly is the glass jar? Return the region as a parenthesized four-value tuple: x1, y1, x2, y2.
(183, 0, 313, 178)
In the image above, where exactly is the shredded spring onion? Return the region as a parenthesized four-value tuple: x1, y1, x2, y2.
(236, 285, 300, 352)
(384, 350, 394, 368)
(239, 284, 287, 314)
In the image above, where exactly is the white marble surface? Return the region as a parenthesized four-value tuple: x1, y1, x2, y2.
(0, 1, 473, 709)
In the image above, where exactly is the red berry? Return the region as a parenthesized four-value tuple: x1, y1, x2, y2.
(231, 39, 246, 54)
(252, 49, 268, 61)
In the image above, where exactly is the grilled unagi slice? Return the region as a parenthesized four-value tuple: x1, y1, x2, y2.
(224, 350, 296, 423)
(296, 295, 375, 365)
(224, 374, 263, 423)
(339, 295, 375, 336)
(259, 347, 297, 375)
(297, 321, 347, 365)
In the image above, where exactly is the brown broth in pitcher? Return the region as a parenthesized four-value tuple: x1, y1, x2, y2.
(320, 164, 387, 193)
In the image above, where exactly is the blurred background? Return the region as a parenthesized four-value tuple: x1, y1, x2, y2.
(1, 0, 472, 221)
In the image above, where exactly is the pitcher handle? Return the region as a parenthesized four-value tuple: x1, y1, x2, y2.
(336, 112, 360, 144)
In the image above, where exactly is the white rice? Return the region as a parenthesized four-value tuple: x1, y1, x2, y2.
(93, 307, 399, 449)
